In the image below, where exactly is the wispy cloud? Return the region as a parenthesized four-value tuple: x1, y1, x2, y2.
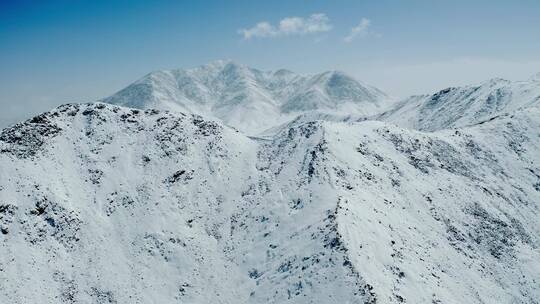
(344, 18, 372, 43)
(239, 13, 332, 39)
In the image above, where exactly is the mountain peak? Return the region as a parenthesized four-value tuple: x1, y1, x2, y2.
(195, 59, 237, 71)
(324, 70, 361, 85)
(480, 77, 510, 87)
(273, 68, 295, 77)
(381, 74, 540, 131)
(103, 61, 389, 134)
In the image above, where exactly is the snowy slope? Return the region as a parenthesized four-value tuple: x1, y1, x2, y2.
(101, 61, 389, 134)
(108, 60, 540, 135)
(379, 75, 540, 131)
(1, 103, 539, 303)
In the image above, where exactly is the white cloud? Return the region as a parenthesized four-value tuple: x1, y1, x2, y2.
(239, 13, 332, 39)
(239, 22, 277, 39)
(344, 18, 371, 43)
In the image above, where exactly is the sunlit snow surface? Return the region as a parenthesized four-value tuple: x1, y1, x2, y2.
(1, 100, 539, 303)
(102, 61, 390, 135)
(379, 77, 540, 131)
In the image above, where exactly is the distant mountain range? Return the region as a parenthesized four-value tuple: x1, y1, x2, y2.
(102, 60, 389, 134)
(103, 61, 540, 135)
(1, 62, 539, 303)
(379, 76, 540, 131)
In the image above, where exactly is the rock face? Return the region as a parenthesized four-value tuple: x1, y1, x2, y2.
(101, 61, 389, 134)
(1, 102, 539, 303)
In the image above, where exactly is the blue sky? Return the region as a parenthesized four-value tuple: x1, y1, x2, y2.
(1, 0, 540, 126)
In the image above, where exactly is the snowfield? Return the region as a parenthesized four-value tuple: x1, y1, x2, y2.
(378, 76, 540, 131)
(1, 64, 540, 303)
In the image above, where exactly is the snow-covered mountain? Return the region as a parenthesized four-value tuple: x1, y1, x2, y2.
(102, 60, 390, 134)
(2, 64, 540, 303)
(379, 76, 540, 131)
(1, 102, 539, 303)
(103, 62, 540, 135)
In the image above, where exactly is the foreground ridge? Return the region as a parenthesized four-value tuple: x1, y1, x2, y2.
(0, 103, 539, 303)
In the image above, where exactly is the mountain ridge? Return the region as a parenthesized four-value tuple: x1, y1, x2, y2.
(379, 75, 540, 131)
(2, 64, 540, 303)
(102, 61, 540, 135)
(101, 61, 390, 134)
(1, 102, 539, 303)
